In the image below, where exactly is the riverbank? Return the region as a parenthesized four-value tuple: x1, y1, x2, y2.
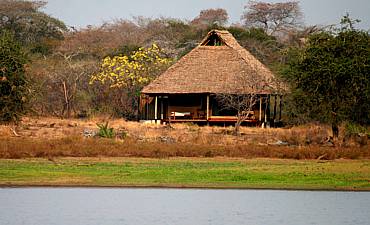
(1, 157, 369, 191)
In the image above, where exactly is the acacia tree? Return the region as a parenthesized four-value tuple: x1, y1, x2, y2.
(241, 1, 303, 35)
(282, 18, 370, 138)
(0, 31, 28, 122)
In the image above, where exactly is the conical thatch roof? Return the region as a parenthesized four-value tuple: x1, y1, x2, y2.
(142, 30, 277, 95)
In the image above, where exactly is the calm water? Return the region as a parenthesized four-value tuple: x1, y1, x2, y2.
(0, 188, 369, 225)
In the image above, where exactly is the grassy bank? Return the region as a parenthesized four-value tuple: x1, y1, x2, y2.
(1, 157, 369, 190)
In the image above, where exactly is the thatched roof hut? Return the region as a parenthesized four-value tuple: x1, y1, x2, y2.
(140, 30, 283, 125)
(142, 30, 277, 95)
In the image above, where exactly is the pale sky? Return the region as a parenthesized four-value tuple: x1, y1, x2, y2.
(43, 0, 370, 30)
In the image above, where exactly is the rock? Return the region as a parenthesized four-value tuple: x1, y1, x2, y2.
(158, 136, 176, 143)
(270, 140, 289, 146)
(83, 129, 96, 138)
(137, 136, 151, 142)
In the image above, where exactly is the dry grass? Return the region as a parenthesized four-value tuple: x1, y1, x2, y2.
(0, 117, 368, 160)
(0, 136, 369, 160)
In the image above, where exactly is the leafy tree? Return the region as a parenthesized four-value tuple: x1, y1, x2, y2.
(90, 44, 172, 118)
(0, 0, 67, 54)
(227, 26, 285, 69)
(90, 44, 171, 88)
(0, 31, 29, 123)
(281, 19, 370, 138)
(228, 26, 275, 42)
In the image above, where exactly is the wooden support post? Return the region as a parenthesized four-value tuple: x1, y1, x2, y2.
(138, 95, 141, 120)
(206, 95, 210, 121)
(160, 97, 164, 120)
(154, 96, 158, 121)
(263, 96, 267, 125)
(265, 95, 270, 125)
(259, 95, 262, 121)
(146, 102, 149, 120)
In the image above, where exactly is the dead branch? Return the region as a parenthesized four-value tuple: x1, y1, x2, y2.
(9, 127, 21, 137)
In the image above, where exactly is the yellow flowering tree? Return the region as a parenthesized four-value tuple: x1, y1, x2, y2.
(90, 44, 171, 88)
(89, 44, 171, 118)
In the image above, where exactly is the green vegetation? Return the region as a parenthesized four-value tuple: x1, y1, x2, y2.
(0, 0, 67, 54)
(345, 122, 370, 137)
(90, 44, 171, 89)
(281, 17, 370, 137)
(0, 31, 28, 123)
(96, 122, 115, 138)
(0, 158, 369, 190)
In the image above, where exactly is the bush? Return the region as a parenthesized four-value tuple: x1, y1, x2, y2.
(96, 122, 115, 138)
(345, 122, 369, 137)
(0, 31, 29, 123)
(344, 122, 369, 146)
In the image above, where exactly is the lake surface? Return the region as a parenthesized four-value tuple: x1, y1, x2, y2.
(0, 188, 369, 225)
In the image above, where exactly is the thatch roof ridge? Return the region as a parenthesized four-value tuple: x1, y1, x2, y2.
(142, 29, 278, 95)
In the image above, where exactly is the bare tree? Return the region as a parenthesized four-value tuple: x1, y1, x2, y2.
(191, 8, 229, 28)
(241, 1, 303, 35)
(216, 64, 273, 135)
(51, 53, 83, 118)
(216, 93, 259, 135)
(29, 53, 98, 118)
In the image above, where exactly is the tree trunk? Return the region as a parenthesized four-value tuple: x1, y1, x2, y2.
(62, 81, 70, 118)
(332, 122, 339, 138)
(234, 122, 241, 136)
(234, 114, 243, 136)
(331, 110, 339, 139)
